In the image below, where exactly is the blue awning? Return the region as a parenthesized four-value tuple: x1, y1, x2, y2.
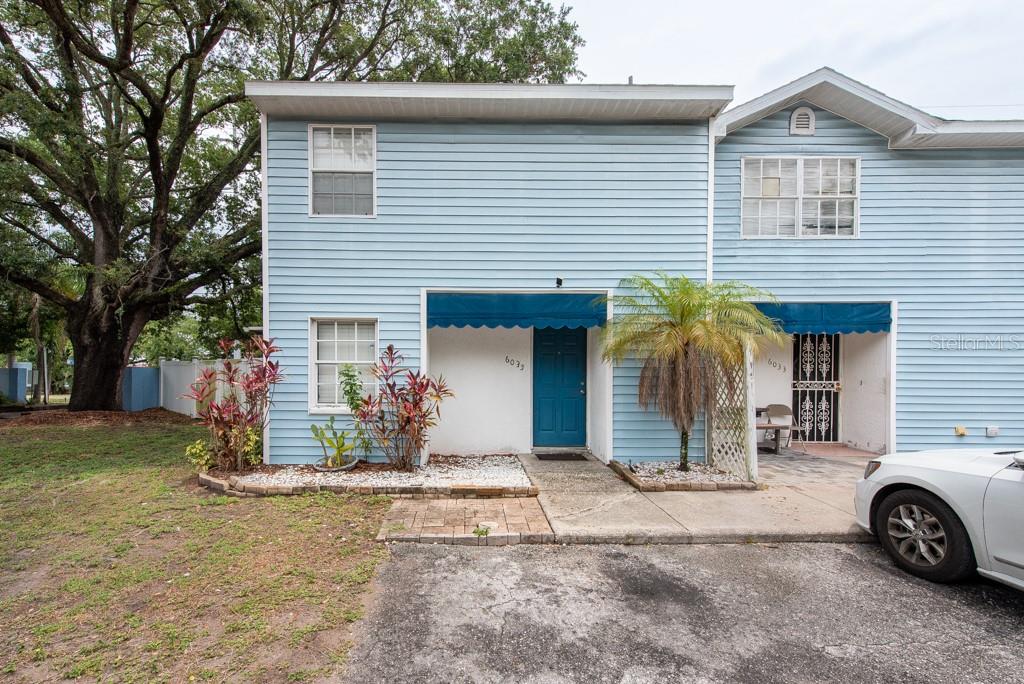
(427, 293, 606, 329)
(755, 302, 891, 334)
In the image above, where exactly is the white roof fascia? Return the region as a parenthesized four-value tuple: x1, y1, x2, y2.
(891, 120, 1024, 149)
(246, 81, 735, 122)
(714, 67, 1024, 149)
(712, 67, 939, 140)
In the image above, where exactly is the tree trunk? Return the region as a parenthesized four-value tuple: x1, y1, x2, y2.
(66, 303, 152, 411)
(679, 429, 690, 472)
(30, 294, 42, 404)
(32, 345, 44, 404)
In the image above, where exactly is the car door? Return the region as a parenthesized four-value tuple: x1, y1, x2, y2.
(983, 456, 1024, 582)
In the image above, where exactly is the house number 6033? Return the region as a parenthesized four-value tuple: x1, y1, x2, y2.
(505, 355, 525, 371)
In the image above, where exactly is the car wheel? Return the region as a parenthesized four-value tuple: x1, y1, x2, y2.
(873, 489, 975, 583)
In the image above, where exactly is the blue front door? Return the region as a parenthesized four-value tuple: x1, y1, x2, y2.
(533, 327, 587, 447)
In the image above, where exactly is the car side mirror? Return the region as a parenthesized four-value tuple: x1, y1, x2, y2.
(1015, 454, 1024, 468)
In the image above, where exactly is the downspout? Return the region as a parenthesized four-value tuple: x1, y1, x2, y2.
(706, 115, 716, 284)
(705, 116, 717, 465)
(260, 112, 271, 465)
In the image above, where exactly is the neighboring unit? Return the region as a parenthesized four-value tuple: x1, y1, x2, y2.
(247, 69, 1024, 466)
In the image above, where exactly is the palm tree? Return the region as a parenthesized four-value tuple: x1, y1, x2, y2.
(602, 272, 784, 471)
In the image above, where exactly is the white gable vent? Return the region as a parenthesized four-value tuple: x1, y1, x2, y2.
(790, 106, 816, 135)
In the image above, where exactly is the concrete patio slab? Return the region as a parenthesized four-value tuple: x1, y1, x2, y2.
(788, 482, 860, 516)
(536, 490, 688, 539)
(644, 488, 870, 542)
(518, 450, 870, 544)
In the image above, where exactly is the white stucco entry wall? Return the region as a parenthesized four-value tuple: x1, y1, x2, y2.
(841, 332, 889, 453)
(753, 338, 794, 409)
(586, 327, 611, 462)
(427, 326, 533, 455)
(753, 332, 890, 452)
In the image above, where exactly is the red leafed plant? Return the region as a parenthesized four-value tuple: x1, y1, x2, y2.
(185, 336, 284, 472)
(353, 344, 454, 472)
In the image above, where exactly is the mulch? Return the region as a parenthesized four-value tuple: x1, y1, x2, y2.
(4, 407, 198, 427)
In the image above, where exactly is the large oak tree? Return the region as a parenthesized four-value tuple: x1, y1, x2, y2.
(0, 0, 583, 410)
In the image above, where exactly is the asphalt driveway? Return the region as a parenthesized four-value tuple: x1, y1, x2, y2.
(345, 543, 1024, 683)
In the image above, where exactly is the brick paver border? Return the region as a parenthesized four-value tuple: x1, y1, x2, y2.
(376, 497, 555, 545)
(198, 472, 539, 499)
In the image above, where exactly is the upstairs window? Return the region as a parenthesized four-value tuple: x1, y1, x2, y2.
(309, 125, 375, 217)
(742, 157, 858, 238)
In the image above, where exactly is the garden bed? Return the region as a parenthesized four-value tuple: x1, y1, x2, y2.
(202, 454, 538, 498)
(609, 460, 757, 492)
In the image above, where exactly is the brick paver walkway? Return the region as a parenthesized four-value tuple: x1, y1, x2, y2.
(377, 497, 554, 545)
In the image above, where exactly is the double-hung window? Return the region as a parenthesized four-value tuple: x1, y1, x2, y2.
(310, 125, 375, 217)
(311, 319, 378, 411)
(742, 157, 859, 238)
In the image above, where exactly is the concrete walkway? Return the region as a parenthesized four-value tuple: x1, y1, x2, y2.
(519, 452, 871, 544)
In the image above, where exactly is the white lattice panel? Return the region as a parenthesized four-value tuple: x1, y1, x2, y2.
(707, 350, 756, 481)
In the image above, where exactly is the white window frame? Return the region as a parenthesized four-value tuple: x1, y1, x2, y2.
(307, 316, 380, 415)
(307, 124, 377, 219)
(740, 155, 860, 239)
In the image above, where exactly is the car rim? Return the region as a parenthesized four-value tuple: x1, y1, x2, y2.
(887, 504, 946, 566)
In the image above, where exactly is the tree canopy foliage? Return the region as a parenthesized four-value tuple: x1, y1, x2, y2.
(0, 0, 584, 409)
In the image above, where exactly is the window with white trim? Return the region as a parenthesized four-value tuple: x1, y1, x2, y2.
(312, 319, 377, 409)
(742, 157, 858, 238)
(310, 125, 375, 216)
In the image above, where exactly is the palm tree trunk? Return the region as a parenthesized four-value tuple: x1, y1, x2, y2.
(679, 429, 690, 471)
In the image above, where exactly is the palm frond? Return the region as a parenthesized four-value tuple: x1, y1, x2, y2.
(601, 272, 783, 435)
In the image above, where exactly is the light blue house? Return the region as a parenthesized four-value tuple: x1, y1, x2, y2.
(246, 69, 1024, 466)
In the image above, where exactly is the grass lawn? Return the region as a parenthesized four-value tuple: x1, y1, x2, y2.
(0, 418, 391, 682)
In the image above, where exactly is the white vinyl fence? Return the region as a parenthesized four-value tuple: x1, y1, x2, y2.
(159, 359, 251, 417)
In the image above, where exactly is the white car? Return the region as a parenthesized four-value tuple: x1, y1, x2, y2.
(855, 448, 1024, 590)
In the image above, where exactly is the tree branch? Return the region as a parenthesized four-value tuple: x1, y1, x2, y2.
(0, 214, 81, 263)
(139, 237, 262, 305)
(0, 262, 76, 310)
(0, 136, 87, 207)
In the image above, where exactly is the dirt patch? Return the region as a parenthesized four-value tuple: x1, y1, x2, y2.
(0, 421, 391, 682)
(6, 407, 196, 427)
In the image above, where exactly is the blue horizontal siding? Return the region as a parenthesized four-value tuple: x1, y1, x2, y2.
(266, 120, 709, 464)
(715, 104, 1024, 450)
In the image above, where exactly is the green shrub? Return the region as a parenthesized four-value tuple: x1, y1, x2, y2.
(185, 439, 214, 472)
(338, 364, 373, 456)
(310, 417, 357, 468)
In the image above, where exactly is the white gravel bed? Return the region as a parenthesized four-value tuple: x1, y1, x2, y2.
(237, 454, 531, 488)
(629, 461, 743, 484)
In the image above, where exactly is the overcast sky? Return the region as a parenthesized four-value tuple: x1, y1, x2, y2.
(570, 0, 1024, 120)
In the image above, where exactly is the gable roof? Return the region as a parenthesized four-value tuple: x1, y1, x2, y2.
(712, 67, 1024, 149)
(245, 81, 734, 122)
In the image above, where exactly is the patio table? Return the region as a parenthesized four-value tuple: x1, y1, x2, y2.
(756, 422, 785, 454)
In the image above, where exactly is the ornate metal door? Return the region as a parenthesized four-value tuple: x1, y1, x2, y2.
(791, 334, 840, 442)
